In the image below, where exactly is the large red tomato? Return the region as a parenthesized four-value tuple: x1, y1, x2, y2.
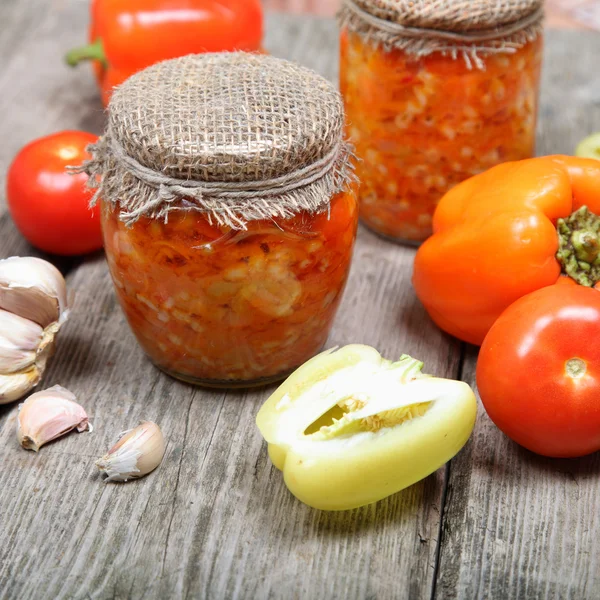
(7, 131, 102, 256)
(477, 281, 600, 457)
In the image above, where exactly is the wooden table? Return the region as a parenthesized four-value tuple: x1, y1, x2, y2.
(264, 0, 600, 29)
(1, 2, 599, 599)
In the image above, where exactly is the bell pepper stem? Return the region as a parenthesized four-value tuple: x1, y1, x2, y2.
(65, 39, 107, 68)
(557, 206, 600, 286)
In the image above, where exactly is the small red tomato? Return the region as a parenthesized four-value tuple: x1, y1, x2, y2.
(477, 283, 600, 458)
(7, 131, 102, 256)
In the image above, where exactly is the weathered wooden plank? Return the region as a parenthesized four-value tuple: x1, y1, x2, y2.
(0, 0, 102, 272)
(150, 234, 460, 600)
(435, 30, 600, 600)
(0, 6, 461, 600)
(0, 0, 103, 203)
(264, 0, 592, 28)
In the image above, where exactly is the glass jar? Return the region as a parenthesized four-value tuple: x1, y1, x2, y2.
(85, 53, 357, 388)
(101, 192, 357, 387)
(339, 0, 544, 244)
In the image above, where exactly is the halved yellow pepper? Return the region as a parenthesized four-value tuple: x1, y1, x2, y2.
(256, 345, 477, 511)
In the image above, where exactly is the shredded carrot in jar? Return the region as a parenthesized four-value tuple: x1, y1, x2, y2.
(340, 30, 543, 243)
(101, 192, 358, 386)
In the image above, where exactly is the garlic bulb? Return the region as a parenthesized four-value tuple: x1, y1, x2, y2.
(17, 385, 92, 452)
(0, 370, 41, 404)
(0, 309, 43, 373)
(0, 256, 68, 327)
(0, 257, 68, 404)
(96, 421, 165, 482)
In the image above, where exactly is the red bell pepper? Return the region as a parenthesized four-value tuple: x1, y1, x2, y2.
(65, 0, 264, 106)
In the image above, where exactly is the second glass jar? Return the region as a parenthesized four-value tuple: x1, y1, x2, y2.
(340, 30, 543, 244)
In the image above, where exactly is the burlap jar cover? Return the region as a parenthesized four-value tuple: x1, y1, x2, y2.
(77, 53, 355, 230)
(339, 0, 545, 69)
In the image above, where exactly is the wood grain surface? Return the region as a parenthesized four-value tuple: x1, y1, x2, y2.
(435, 32, 600, 600)
(263, 0, 599, 30)
(0, 2, 598, 599)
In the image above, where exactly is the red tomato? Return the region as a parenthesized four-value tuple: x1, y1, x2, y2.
(477, 283, 600, 457)
(7, 131, 102, 256)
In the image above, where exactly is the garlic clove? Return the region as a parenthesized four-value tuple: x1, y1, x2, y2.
(0, 309, 43, 373)
(17, 385, 92, 451)
(0, 369, 41, 405)
(0, 324, 61, 404)
(0, 257, 68, 327)
(96, 421, 165, 482)
(0, 312, 63, 404)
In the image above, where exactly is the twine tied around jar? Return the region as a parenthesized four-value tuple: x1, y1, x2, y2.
(339, 0, 544, 69)
(73, 53, 356, 229)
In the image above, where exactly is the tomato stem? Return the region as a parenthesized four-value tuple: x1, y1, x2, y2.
(556, 206, 600, 286)
(565, 358, 587, 379)
(64, 38, 107, 68)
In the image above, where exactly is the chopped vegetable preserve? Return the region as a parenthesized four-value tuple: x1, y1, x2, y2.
(340, 30, 543, 243)
(102, 192, 358, 386)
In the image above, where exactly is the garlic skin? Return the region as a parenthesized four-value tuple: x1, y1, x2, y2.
(0, 257, 68, 327)
(96, 421, 165, 482)
(17, 385, 92, 452)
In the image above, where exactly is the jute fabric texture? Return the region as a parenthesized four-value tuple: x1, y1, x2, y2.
(77, 53, 355, 229)
(339, 0, 544, 67)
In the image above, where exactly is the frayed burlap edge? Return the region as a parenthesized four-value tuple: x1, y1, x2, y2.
(75, 135, 357, 230)
(338, 2, 544, 70)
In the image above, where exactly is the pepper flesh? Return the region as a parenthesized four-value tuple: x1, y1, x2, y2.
(413, 155, 600, 345)
(101, 192, 358, 386)
(256, 345, 477, 511)
(66, 0, 264, 106)
(340, 30, 542, 243)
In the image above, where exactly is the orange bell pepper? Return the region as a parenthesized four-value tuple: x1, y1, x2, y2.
(65, 0, 264, 106)
(413, 155, 600, 345)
